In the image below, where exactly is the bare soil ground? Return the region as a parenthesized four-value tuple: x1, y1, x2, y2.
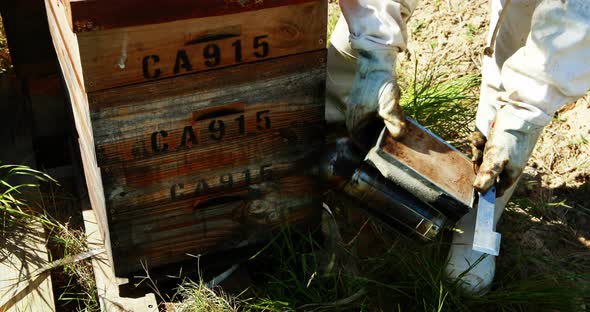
(400, 0, 489, 86)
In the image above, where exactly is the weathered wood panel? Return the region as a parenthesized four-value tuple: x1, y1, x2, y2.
(102, 133, 321, 212)
(87, 49, 325, 111)
(83, 209, 158, 312)
(88, 51, 326, 166)
(94, 104, 323, 165)
(0, 222, 56, 312)
(110, 175, 321, 275)
(89, 50, 324, 209)
(75, 1, 327, 91)
(68, 0, 319, 32)
(96, 52, 325, 275)
(46, 0, 327, 277)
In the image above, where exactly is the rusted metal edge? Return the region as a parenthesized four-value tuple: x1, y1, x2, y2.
(371, 119, 475, 218)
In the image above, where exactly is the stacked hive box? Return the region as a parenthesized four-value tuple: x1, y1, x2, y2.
(45, 0, 327, 275)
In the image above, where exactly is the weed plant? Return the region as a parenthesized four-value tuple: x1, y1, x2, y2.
(0, 163, 99, 311)
(50, 222, 100, 312)
(243, 225, 364, 311)
(174, 279, 240, 312)
(0, 163, 56, 230)
(399, 60, 480, 147)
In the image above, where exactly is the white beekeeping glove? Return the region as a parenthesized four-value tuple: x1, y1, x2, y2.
(346, 50, 406, 140)
(473, 106, 544, 196)
(338, 0, 418, 140)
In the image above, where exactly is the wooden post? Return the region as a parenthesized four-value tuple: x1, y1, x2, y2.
(83, 209, 158, 312)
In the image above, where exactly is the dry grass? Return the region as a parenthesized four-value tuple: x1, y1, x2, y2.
(405, 2, 590, 311)
(0, 15, 12, 74)
(172, 280, 239, 312)
(48, 220, 99, 311)
(0, 163, 99, 311)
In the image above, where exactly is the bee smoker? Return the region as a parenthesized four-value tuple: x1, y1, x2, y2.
(321, 118, 476, 240)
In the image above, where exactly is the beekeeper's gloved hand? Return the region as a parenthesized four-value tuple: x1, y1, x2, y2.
(346, 50, 406, 141)
(470, 129, 487, 173)
(473, 106, 544, 197)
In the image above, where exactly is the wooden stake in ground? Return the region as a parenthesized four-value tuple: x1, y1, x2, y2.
(83, 209, 158, 312)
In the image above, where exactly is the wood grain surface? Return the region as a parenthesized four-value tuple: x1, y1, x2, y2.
(94, 104, 323, 165)
(97, 52, 325, 275)
(83, 209, 158, 312)
(75, 1, 326, 91)
(45, 0, 114, 267)
(46, 0, 327, 276)
(88, 51, 326, 163)
(102, 129, 321, 211)
(68, 0, 320, 32)
(110, 175, 320, 275)
(0, 222, 56, 312)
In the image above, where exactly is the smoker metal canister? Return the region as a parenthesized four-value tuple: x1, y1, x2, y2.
(366, 120, 476, 221)
(343, 163, 448, 241)
(319, 137, 446, 240)
(320, 118, 475, 241)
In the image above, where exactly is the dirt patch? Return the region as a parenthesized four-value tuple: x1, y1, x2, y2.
(399, 0, 489, 88)
(519, 97, 590, 235)
(528, 99, 590, 190)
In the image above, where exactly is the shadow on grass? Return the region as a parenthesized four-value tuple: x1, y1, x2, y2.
(240, 200, 589, 312)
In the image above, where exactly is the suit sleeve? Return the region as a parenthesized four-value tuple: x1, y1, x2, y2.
(498, 0, 590, 126)
(339, 0, 419, 52)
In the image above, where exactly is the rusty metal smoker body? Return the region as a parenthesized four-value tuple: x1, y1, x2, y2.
(321, 118, 476, 240)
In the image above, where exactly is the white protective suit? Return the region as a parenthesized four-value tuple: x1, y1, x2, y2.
(327, 0, 590, 292)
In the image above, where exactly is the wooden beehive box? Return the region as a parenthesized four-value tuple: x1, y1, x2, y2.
(45, 0, 327, 275)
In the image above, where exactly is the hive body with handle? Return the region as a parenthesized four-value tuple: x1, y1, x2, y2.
(45, 0, 327, 275)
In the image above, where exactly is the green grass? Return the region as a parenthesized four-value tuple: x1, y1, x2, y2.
(243, 225, 364, 311)
(399, 60, 480, 147)
(464, 24, 478, 42)
(170, 218, 588, 311)
(50, 222, 100, 312)
(0, 164, 100, 311)
(173, 279, 239, 312)
(0, 163, 56, 229)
